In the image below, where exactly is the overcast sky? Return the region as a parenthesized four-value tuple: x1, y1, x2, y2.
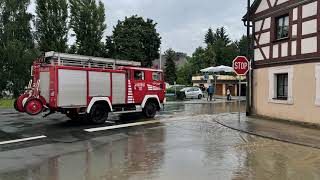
(29, 0, 247, 55)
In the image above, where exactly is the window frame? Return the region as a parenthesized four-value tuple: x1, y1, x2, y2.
(275, 14, 289, 40)
(268, 66, 294, 105)
(276, 73, 288, 100)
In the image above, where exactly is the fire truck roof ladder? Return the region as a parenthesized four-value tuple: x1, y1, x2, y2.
(45, 51, 141, 69)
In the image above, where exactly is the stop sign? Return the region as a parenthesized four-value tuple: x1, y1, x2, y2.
(233, 56, 250, 76)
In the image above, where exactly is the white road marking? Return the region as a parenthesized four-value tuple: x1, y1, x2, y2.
(84, 120, 161, 132)
(0, 135, 47, 145)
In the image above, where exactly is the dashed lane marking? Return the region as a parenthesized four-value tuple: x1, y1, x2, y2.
(84, 120, 161, 132)
(0, 135, 47, 145)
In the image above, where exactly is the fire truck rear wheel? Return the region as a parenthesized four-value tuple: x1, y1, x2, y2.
(143, 101, 157, 118)
(88, 104, 109, 124)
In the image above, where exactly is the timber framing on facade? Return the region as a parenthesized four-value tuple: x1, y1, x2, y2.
(247, 0, 320, 69)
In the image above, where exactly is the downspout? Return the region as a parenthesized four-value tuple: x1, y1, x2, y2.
(244, 0, 253, 116)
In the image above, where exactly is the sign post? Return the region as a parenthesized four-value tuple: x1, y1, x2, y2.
(232, 56, 250, 121)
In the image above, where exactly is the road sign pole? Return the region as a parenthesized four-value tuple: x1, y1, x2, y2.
(232, 56, 250, 122)
(238, 76, 241, 122)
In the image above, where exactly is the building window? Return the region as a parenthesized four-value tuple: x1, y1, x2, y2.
(276, 74, 288, 100)
(268, 66, 293, 104)
(276, 15, 289, 40)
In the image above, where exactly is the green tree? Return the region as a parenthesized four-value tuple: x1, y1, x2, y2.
(176, 61, 193, 85)
(0, 0, 39, 97)
(205, 28, 214, 46)
(238, 35, 252, 58)
(35, 0, 68, 52)
(213, 27, 231, 46)
(109, 15, 161, 67)
(164, 49, 177, 84)
(70, 0, 106, 56)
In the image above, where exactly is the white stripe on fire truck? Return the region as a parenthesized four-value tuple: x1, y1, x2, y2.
(84, 120, 161, 132)
(0, 135, 47, 145)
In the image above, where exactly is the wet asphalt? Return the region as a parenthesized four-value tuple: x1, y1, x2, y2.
(0, 101, 320, 180)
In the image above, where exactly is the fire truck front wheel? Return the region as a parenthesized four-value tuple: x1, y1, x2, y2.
(143, 101, 157, 118)
(88, 103, 109, 124)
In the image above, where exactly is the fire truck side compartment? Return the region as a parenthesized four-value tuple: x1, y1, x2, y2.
(58, 69, 87, 107)
(112, 73, 126, 104)
(89, 71, 111, 97)
(39, 72, 50, 103)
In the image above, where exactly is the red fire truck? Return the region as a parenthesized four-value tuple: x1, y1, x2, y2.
(14, 52, 166, 124)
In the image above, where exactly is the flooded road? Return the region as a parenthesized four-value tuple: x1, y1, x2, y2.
(0, 101, 320, 180)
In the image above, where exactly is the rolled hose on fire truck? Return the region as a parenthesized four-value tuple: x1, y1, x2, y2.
(14, 94, 46, 116)
(14, 77, 46, 116)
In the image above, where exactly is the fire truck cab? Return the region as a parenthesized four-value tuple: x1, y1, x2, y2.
(14, 52, 166, 124)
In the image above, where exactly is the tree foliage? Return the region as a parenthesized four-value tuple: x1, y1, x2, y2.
(164, 49, 177, 85)
(70, 0, 106, 56)
(0, 0, 39, 97)
(35, 0, 68, 52)
(176, 26, 247, 85)
(107, 15, 161, 67)
(205, 28, 214, 46)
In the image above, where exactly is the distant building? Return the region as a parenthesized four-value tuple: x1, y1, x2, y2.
(246, 0, 320, 124)
(192, 75, 246, 96)
(153, 52, 188, 69)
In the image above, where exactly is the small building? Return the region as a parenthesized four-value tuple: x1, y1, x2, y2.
(247, 0, 320, 124)
(192, 75, 246, 96)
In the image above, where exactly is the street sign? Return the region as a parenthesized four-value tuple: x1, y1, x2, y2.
(232, 56, 250, 76)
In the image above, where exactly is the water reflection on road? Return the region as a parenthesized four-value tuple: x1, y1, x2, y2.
(0, 101, 320, 180)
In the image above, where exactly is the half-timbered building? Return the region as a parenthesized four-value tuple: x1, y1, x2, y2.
(248, 0, 320, 124)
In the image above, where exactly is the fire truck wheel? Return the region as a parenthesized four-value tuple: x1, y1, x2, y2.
(24, 98, 44, 116)
(143, 101, 157, 118)
(89, 104, 109, 124)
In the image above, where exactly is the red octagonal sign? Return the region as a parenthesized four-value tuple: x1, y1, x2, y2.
(233, 56, 250, 76)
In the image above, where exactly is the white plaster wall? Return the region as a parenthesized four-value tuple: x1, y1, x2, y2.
(281, 42, 288, 57)
(292, 8, 298, 21)
(262, 46, 270, 59)
(301, 36, 317, 54)
(302, 1, 317, 18)
(291, 41, 297, 56)
(254, 49, 264, 61)
(292, 24, 297, 37)
(302, 19, 317, 35)
(273, 44, 279, 58)
(255, 20, 263, 32)
(259, 32, 270, 45)
(262, 17, 271, 30)
(256, 0, 269, 13)
(276, 0, 289, 6)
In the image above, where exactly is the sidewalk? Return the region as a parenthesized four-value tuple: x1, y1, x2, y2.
(214, 113, 320, 149)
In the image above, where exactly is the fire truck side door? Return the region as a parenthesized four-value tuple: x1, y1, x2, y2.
(132, 70, 146, 103)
